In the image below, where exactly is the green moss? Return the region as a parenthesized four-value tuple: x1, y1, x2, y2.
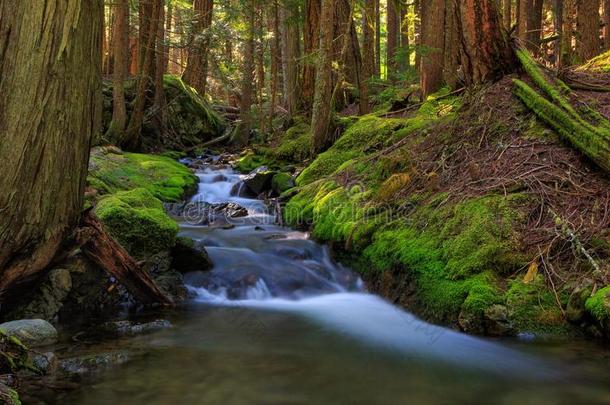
(88, 151, 198, 202)
(95, 188, 178, 258)
(506, 277, 568, 334)
(585, 285, 610, 323)
(273, 122, 313, 162)
(161, 150, 187, 160)
(234, 151, 278, 173)
(271, 173, 294, 194)
(580, 50, 610, 72)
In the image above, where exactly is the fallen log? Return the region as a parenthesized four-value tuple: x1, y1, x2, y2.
(77, 211, 173, 305)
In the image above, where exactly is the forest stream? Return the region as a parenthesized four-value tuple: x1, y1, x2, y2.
(35, 160, 610, 405)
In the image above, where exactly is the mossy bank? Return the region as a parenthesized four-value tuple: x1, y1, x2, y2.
(243, 84, 610, 339)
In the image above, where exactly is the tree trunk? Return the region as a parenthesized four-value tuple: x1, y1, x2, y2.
(518, 0, 532, 44)
(235, 1, 256, 146)
(153, 0, 167, 133)
(280, 0, 301, 118)
(165, 0, 173, 73)
(420, 0, 446, 98)
(562, 0, 576, 65)
(554, 0, 564, 66)
(576, 0, 601, 62)
(387, 0, 399, 80)
(375, 0, 382, 76)
(454, 0, 517, 85)
(311, 0, 335, 153)
(503, 0, 512, 29)
(414, 0, 422, 70)
(605, 0, 610, 50)
(269, 0, 281, 131)
(400, 5, 410, 71)
(528, 0, 544, 54)
(183, 0, 214, 96)
(0, 0, 102, 302)
(124, 0, 161, 150)
(363, 0, 376, 80)
(444, 0, 460, 88)
(106, 0, 129, 143)
(303, 0, 321, 112)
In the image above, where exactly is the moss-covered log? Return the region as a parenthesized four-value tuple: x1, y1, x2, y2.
(514, 48, 610, 172)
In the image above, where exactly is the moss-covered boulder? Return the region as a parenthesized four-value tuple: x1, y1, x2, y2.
(100, 75, 225, 150)
(271, 173, 295, 195)
(94, 188, 179, 259)
(88, 148, 198, 202)
(586, 286, 610, 335)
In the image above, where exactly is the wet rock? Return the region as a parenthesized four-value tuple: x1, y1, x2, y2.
(566, 281, 593, 323)
(32, 352, 57, 374)
(60, 352, 130, 376)
(0, 319, 58, 347)
(483, 305, 514, 336)
(98, 320, 172, 338)
(172, 237, 213, 273)
(166, 201, 248, 225)
(459, 305, 514, 336)
(243, 166, 276, 195)
(230, 181, 256, 198)
(145, 252, 188, 302)
(7, 268, 72, 321)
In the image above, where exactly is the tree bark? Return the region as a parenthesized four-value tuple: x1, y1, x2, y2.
(106, 0, 129, 143)
(562, 0, 576, 65)
(454, 0, 517, 85)
(554, 0, 564, 66)
(420, 0, 446, 98)
(518, 0, 532, 44)
(605, 0, 610, 50)
(235, 0, 256, 146)
(153, 0, 167, 133)
(303, 0, 321, 112)
(387, 0, 399, 80)
(575, 0, 601, 62)
(280, 0, 301, 118)
(269, 0, 281, 131)
(183, 0, 214, 96)
(400, 5, 410, 71)
(79, 212, 173, 305)
(375, 0, 382, 76)
(0, 0, 102, 302)
(503, 0, 512, 29)
(363, 0, 376, 80)
(124, 0, 161, 151)
(311, 0, 335, 153)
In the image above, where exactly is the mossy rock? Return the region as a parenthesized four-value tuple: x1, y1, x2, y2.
(586, 286, 610, 334)
(95, 188, 178, 259)
(88, 150, 198, 202)
(271, 173, 295, 195)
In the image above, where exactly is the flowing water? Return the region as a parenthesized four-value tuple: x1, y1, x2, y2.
(51, 162, 610, 404)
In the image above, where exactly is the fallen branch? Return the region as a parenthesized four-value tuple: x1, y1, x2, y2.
(77, 211, 173, 305)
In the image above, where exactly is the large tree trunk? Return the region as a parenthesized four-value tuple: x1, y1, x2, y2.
(554, 0, 564, 66)
(400, 5, 410, 71)
(375, 0, 381, 76)
(575, 0, 601, 62)
(269, 0, 281, 130)
(106, 0, 129, 143)
(0, 0, 102, 301)
(183, 0, 214, 96)
(303, 0, 321, 112)
(503, 0, 512, 29)
(420, 0, 446, 98)
(311, 0, 335, 153)
(562, 0, 576, 65)
(454, 0, 516, 85)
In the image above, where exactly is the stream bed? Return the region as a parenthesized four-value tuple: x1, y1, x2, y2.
(41, 163, 610, 404)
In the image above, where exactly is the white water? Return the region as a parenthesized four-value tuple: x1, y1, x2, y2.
(181, 161, 555, 378)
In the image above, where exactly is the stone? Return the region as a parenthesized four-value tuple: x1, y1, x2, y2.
(567, 281, 593, 323)
(32, 352, 57, 374)
(0, 319, 58, 347)
(243, 166, 276, 195)
(171, 237, 213, 273)
(271, 173, 295, 196)
(483, 305, 514, 336)
(60, 352, 130, 376)
(7, 268, 72, 321)
(98, 319, 172, 338)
